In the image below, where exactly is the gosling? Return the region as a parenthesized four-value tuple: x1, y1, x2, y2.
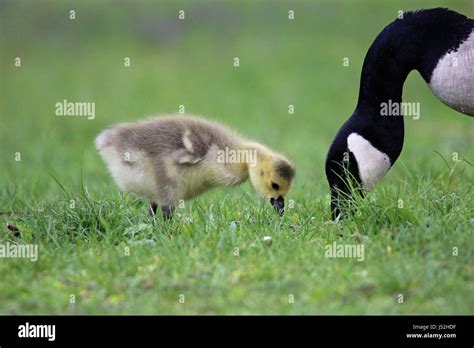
(95, 115, 295, 220)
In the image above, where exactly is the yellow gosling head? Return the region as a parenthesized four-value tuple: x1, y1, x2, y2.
(247, 144, 295, 215)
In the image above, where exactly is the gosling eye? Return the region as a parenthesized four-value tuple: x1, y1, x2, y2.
(271, 182, 280, 190)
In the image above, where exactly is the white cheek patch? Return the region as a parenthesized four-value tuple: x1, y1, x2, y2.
(429, 30, 474, 116)
(347, 132, 391, 191)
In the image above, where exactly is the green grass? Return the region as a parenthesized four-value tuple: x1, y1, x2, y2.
(0, 0, 473, 314)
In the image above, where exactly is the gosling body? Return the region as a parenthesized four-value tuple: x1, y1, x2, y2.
(96, 115, 295, 219)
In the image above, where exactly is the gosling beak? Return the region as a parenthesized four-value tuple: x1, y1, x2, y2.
(270, 196, 285, 216)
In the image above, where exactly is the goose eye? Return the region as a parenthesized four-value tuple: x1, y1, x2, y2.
(271, 182, 280, 190)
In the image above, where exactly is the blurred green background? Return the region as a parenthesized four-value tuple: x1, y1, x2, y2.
(0, 0, 473, 314)
(1, 0, 472, 200)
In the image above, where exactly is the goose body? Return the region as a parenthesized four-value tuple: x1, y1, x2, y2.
(326, 8, 473, 219)
(96, 115, 295, 219)
(429, 30, 474, 114)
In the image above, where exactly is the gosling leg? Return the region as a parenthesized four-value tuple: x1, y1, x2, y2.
(161, 205, 175, 220)
(149, 202, 158, 216)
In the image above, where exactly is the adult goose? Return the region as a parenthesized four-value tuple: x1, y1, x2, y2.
(326, 8, 473, 220)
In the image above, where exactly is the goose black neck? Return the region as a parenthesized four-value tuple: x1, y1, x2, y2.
(356, 8, 473, 114)
(356, 27, 412, 111)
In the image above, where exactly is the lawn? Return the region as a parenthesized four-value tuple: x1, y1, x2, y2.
(0, 0, 473, 314)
